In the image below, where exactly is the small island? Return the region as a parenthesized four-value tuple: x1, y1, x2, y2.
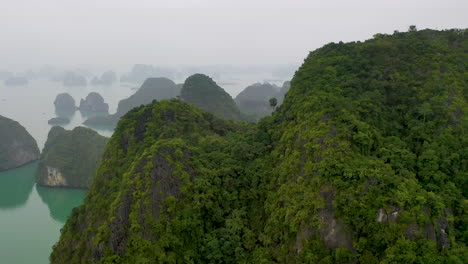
(54, 93, 76, 112)
(78, 92, 109, 114)
(84, 77, 179, 127)
(48, 117, 70, 125)
(0, 115, 40, 171)
(35, 126, 108, 189)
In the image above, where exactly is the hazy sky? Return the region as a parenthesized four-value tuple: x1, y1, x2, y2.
(1, 0, 467, 71)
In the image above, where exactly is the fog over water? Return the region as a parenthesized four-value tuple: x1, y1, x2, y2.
(1, 0, 466, 72)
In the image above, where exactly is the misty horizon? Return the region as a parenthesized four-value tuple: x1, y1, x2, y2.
(1, 0, 467, 73)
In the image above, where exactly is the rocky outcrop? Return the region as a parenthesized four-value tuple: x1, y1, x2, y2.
(78, 92, 109, 114)
(36, 126, 108, 188)
(0, 115, 40, 171)
(44, 166, 68, 186)
(318, 188, 355, 251)
(54, 93, 76, 112)
(376, 206, 402, 222)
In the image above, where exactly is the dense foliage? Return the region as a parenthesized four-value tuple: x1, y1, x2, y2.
(36, 126, 108, 188)
(52, 29, 467, 263)
(181, 74, 242, 121)
(0, 115, 39, 171)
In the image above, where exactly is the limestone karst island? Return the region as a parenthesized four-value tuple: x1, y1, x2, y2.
(0, 1, 466, 264)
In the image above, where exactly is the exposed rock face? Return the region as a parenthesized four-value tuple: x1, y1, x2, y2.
(44, 166, 67, 186)
(36, 126, 108, 188)
(78, 92, 109, 114)
(54, 93, 76, 112)
(0, 115, 40, 171)
(318, 189, 354, 251)
(436, 212, 451, 250)
(376, 206, 402, 222)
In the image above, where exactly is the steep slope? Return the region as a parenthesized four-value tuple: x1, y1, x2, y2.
(78, 92, 109, 114)
(260, 28, 467, 263)
(52, 29, 467, 263)
(181, 74, 242, 121)
(0, 115, 40, 171)
(51, 100, 252, 263)
(36, 126, 108, 188)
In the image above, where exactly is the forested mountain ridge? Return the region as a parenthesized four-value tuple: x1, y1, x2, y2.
(51, 29, 467, 263)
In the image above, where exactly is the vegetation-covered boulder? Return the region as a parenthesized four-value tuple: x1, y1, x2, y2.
(78, 92, 109, 114)
(0, 115, 40, 171)
(51, 29, 467, 263)
(36, 126, 108, 188)
(181, 74, 242, 120)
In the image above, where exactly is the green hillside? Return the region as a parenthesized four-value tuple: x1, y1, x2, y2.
(51, 29, 467, 263)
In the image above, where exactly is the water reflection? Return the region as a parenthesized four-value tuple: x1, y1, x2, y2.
(55, 109, 76, 119)
(36, 185, 86, 223)
(0, 162, 36, 210)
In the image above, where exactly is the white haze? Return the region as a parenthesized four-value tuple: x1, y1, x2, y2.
(0, 0, 467, 72)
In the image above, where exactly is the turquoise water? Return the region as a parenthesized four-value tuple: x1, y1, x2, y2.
(0, 162, 86, 264)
